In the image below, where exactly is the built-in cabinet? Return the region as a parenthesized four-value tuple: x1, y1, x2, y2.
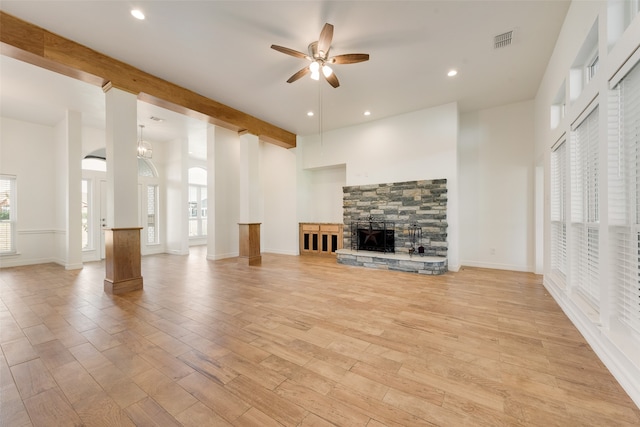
(299, 223, 343, 256)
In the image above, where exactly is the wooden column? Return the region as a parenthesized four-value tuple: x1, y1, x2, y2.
(104, 228, 143, 294)
(238, 223, 261, 266)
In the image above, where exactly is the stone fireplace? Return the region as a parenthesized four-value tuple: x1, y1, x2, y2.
(337, 179, 448, 275)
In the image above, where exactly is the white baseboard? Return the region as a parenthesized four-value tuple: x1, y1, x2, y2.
(64, 263, 84, 270)
(0, 257, 56, 268)
(460, 260, 533, 273)
(206, 252, 239, 261)
(166, 249, 189, 256)
(263, 248, 299, 256)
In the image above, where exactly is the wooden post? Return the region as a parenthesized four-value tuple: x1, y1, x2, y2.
(238, 223, 261, 266)
(104, 228, 143, 294)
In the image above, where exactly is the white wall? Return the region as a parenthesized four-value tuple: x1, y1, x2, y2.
(297, 102, 460, 270)
(0, 118, 57, 267)
(260, 142, 298, 255)
(459, 100, 535, 272)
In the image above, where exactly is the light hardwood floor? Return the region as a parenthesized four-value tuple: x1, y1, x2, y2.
(1, 248, 639, 426)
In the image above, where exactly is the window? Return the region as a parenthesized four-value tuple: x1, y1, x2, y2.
(609, 60, 640, 336)
(138, 158, 156, 178)
(188, 167, 207, 238)
(81, 158, 107, 172)
(551, 141, 567, 283)
(146, 185, 159, 244)
(571, 106, 600, 307)
(0, 175, 17, 254)
(81, 179, 92, 249)
(188, 185, 207, 237)
(587, 54, 599, 82)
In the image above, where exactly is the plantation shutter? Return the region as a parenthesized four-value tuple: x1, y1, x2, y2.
(571, 106, 600, 306)
(610, 60, 640, 334)
(551, 141, 567, 281)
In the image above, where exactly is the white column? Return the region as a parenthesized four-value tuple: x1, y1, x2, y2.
(103, 85, 143, 294)
(65, 110, 83, 269)
(238, 133, 262, 265)
(239, 133, 261, 223)
(165, 137, 189, 255)
(210, 126, 240, 260)
(104, 87, 139, 228)
(206, 125, 216, 260)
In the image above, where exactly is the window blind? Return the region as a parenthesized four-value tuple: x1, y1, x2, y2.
(551, 141, 567, 281)
(610, 59, 640, 335)
(0, 176, 16, 254)
(571, 107, 600, 306)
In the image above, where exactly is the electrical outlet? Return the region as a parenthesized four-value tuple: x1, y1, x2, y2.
(490, 248, 496, 255)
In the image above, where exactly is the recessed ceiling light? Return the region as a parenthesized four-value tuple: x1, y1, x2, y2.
(131, 9, 145, 20)
(307, 111, 314, 117)
(447, 69, 458, 77)
(364, 111, 371, 116)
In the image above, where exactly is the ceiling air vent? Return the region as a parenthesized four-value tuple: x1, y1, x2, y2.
(494, 31, 513, 49)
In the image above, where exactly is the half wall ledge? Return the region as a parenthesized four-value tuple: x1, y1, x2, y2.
(336, 249, 448, 275)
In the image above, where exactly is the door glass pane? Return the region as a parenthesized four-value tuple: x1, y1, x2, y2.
(147, 185, 157, 244)
(81, 179, 91, 249)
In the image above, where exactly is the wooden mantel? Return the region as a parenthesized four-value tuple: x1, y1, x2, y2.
(0, 11, 296, 149)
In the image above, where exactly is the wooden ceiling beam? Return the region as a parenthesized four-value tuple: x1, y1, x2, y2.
(0, 12, 296, 149)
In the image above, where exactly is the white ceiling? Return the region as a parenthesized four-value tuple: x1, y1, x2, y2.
(0, 1, 570, 144)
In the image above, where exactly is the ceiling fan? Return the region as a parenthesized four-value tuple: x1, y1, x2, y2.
(271, 23, 369, 88)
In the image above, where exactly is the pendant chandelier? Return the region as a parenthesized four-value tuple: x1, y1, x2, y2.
(137, 124, 152, 159)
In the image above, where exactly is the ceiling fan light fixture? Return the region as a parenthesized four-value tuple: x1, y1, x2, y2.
(271, 23, 369, 88)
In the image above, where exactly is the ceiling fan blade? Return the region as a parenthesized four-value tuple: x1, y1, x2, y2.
(324, 72, 340, 88)
(271, 45, 310, 60)
(330, 53, 370, 64)
(287, 66, 310, 83)
(317, 23, 334, 56)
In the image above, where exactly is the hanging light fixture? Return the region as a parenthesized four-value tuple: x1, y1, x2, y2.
(137, 124, 152, 159)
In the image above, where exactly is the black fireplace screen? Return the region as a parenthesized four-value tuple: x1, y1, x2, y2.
(352, 217, 395, 253)
(358, 228, 394, 252)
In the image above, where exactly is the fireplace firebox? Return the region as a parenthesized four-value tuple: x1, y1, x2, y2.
(352, 217, 395, 253)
